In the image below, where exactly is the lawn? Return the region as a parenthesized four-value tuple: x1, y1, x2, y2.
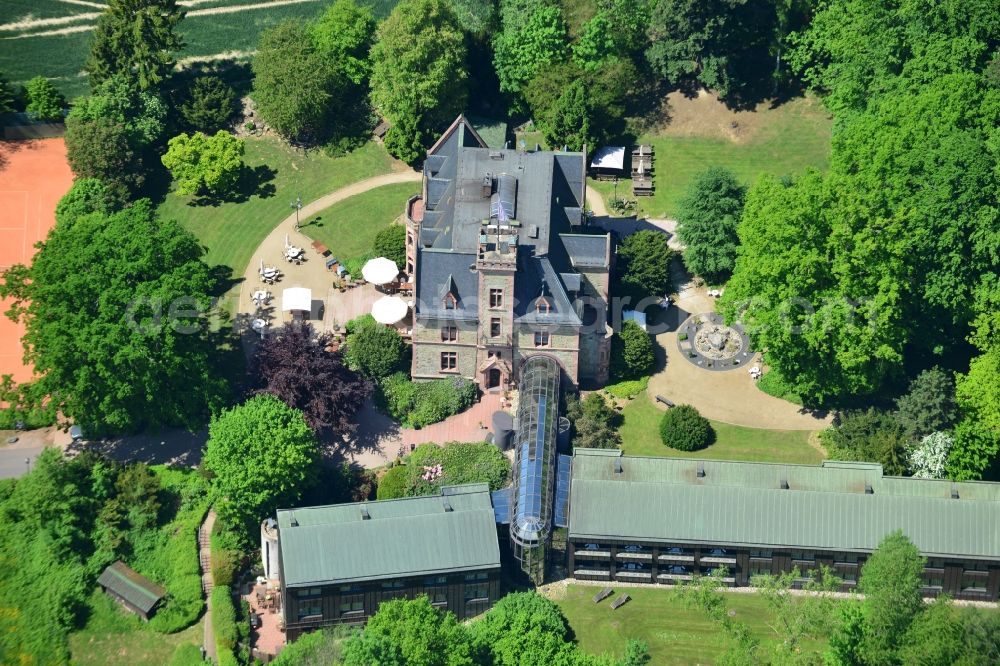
(69, 590, 204, 666)
(304, 181, 419, 263)
(157, 137, 395, 300)
(556, 584, 828, 664)
(589, 95, 832, 219)
(618, 391, 822, 464)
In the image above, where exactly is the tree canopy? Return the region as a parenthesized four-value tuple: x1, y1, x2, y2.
(493, 0, 569, 107)
(54, 178, 118, 226)
(24, 77, 63, 121)
(370, 0, 468, 162)
(659, 404, 713, 451)
(566, 392, 622, 450)
(344, 314, 406, 379)
(203, 395, 319, 530)
(894, 367, 956, 442)
(612, 319, 655, 381)
(0, 200, 228, 434)
(310, 0, 376, 86)
(249, 322, 371, 436)
(178, 75, 238, 133)
(616, 230, 674, 300)
(676, 167, 745, 283)
(372, 224, 407, 268)
(87, 0, 185, 91)
(161, 131, 246, 198)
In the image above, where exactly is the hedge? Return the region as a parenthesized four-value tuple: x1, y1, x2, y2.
(211, 585, 239, 666)
(604, 376, 649, 399)
(376, 464, 409, 500)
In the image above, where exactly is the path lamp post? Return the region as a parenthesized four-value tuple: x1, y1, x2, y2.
(25, 457, 30, 474)
(291, 196, 302, 231)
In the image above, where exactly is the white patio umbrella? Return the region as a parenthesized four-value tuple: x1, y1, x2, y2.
(361, 257, 399, 285)
(371, 295, 409, 325)
(281, 287, 312, 312)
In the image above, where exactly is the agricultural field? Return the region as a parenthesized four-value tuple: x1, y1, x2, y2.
(0, 0, 401, 99)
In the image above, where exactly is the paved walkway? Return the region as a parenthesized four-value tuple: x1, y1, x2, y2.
(237, 170, 422, 336)
(644, 260, 831, 430)
(344, 393, 505, 469)
(199, 509, 217, 663)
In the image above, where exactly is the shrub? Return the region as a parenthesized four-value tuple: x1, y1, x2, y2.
(376, 464, 410, 500)
(379, 374, 477, 428)
(344, 314, 406, 379)
(342, 254, 372, 280)
(824, 409, 909, 476)
(756, 368, 803, 405)
(161, 131, 246, 198)
(659, 404, 714, 451)
(612, 319, 655, 381)
(211, 544, 239, 588)
(566, 393, 622, 449)
(603, 376, 649, 399)
(372, 224, 406, 268)
(908, 431, 953, 479)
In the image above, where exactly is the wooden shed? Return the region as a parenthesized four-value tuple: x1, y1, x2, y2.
(97, 561, 166, 621)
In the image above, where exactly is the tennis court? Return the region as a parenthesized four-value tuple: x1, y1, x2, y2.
(0, 138, 72, 383)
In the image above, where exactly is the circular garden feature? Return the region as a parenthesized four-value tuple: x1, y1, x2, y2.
(676, 312, 753, 371)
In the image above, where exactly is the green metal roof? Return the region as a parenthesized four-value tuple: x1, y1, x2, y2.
(568, 450, 1000, 560)
(97, 561, 166, 613)
(277, 484, 501, 587)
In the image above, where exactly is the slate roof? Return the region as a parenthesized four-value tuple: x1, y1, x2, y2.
(277, 484, 502, 587)
(568, 450, 1000, 560)
(97, 561, 166, 613)
(414, 248, 479, 321)
(414, 117, 606, 326)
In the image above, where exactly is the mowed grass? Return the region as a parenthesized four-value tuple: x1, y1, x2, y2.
(618, 391, 822, 464)
(69, 589, 203, 666)
(1, 0, 401, 99)
(556, 584, 828, 664)
(305, 181, 418, 261)
(157, 136, 395, 280)
(590, 96, 832, 219)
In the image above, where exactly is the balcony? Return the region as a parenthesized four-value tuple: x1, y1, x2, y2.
(616, 571, 652, 580)
(616, 552, 653, 561)
(658, 554, 695, 563)
(700, 556, 737, 565)
(575, 550, 611, 559)
(575, 568, 611, 578)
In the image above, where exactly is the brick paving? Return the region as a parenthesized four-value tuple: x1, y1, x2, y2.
(245, 581, 286, 659)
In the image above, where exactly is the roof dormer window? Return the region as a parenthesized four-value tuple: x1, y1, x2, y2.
(444, 293, 457, 310)
(537, 298, 551, 314)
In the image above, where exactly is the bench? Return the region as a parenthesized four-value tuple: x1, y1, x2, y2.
(610, 593, 631, 610)
(325, 257, 338, 271)
(655, 395, 675, 408)
(312, 241, 330, 256)
(593, 587, 614, 604)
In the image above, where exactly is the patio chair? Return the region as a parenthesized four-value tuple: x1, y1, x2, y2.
(610, 593, 631, 610)
(593, 587, 614, 603)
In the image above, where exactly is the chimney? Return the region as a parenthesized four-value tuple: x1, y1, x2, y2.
(865, 483, 873, 495)
(614, 458, 623, 474)
(951, 484, 959, 499)
(780, 478, 789, 490)
(289, 514, 298, 527)
(360, 505, 371, 520)
(443, 498, 453, 512)
(697, 463, 705, 478)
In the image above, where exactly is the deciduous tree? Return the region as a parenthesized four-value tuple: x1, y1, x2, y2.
(251, 21, 340, 143)
(203, 395, 319, 529)
(161, 131, 245, 198)
(370, 0, 467, 161)
(659, 404, 713, 451)
(372, 224, 406, 268)
(54, 178, 118, 226)
(0, 201, 228, 433)
(310, 0, 376, 86)
(341, 596, 475, 666)
(676, 167, 745, 283)
(63, 117, 141, 202)
(249, 322, 371, 435)
(343, 314, 405, 379)
(24, 77, 63, 121)
(87, 0, 185, 91)
(493, 0, 568, 106)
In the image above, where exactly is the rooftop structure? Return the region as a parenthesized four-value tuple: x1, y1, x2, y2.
(96, 561, 166, 621)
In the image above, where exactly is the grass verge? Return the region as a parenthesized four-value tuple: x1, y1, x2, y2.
(68, 590, 204, 666)
(555, 583, 827, 664)
(618, 391, 821, 464)
(303, 181, 418, 264)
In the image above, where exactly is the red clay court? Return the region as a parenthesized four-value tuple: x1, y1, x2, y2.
(0, 139, 73, 384)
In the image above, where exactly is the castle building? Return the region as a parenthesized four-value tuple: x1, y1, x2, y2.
(404, 116, 612, 390)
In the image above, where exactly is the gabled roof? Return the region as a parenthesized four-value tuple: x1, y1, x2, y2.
(568, 450, 1000, 560)
(414, 248, 479, 321)
(277, 484, 501, 587)
(97, 561, 166, 613)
